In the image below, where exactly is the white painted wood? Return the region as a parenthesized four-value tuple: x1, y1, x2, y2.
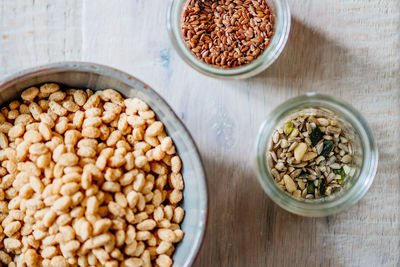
(0, 0, 82, 77)
(0, 0, 399, 266)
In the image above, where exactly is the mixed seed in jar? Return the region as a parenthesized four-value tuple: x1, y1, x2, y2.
(267, 113, 356, 199)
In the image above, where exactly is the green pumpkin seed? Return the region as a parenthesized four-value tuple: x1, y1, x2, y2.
(334, 168, 346, 184)
(320, 140, 333, 157)
(299, 172, 308, 179)
(310, 127, 323, 146)
(307, 181, 315, 194)
(284, 121, 294, 136)
(318, 178, 326, 196)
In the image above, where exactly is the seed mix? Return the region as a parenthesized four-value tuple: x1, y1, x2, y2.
(267, 113, 355, 199)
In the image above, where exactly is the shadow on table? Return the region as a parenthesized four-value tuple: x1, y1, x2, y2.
(193, 155, 347, 267)
(250, 17, 355, 89)
(190, 17, 376, 267)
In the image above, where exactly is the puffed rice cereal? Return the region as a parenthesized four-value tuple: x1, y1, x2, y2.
(0, 83, 185, 267)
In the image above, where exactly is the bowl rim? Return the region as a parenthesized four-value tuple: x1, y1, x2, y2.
(167, 0, 291, 79)
(0, 61, 209, 266)
(254, 93, 378, 217)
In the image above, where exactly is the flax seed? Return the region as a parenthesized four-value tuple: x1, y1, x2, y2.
(182, 0, 274, 68)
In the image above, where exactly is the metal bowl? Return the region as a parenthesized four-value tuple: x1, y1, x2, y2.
(0, 62, 208, 266)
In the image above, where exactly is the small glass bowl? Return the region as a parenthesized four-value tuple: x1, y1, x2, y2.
(255, 93, 378, 217)
(167, 0, 291, 79)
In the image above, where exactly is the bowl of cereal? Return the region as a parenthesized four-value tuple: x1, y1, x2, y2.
(0, 62, 207, 266)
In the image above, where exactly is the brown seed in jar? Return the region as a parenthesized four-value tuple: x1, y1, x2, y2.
(182, 0, 274, 68)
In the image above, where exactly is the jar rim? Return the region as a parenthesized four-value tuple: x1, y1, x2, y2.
(167, 0, 291, 79)
(255, 93, 378, 217)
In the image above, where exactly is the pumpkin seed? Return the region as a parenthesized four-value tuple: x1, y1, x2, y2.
(318, 178, 326, 196)
(307, 181, 315, 194)
(320, 140, 333, 157)
(284, 121, 294, 136)
(333, 168, 346, 184)
(310, 127, 323, 146)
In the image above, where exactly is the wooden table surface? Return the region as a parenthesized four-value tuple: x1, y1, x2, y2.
(1, 0, 399, 266)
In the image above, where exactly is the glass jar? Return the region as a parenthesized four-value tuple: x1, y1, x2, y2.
(255, 93, 378, 217)
(167, 0, 291, 79)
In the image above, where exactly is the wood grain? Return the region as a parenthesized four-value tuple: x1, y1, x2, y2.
(0, 0, 399, 266)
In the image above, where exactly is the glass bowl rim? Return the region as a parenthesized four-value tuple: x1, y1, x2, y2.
(167, 0, 291, 79)
(255, 93, 378, 217)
